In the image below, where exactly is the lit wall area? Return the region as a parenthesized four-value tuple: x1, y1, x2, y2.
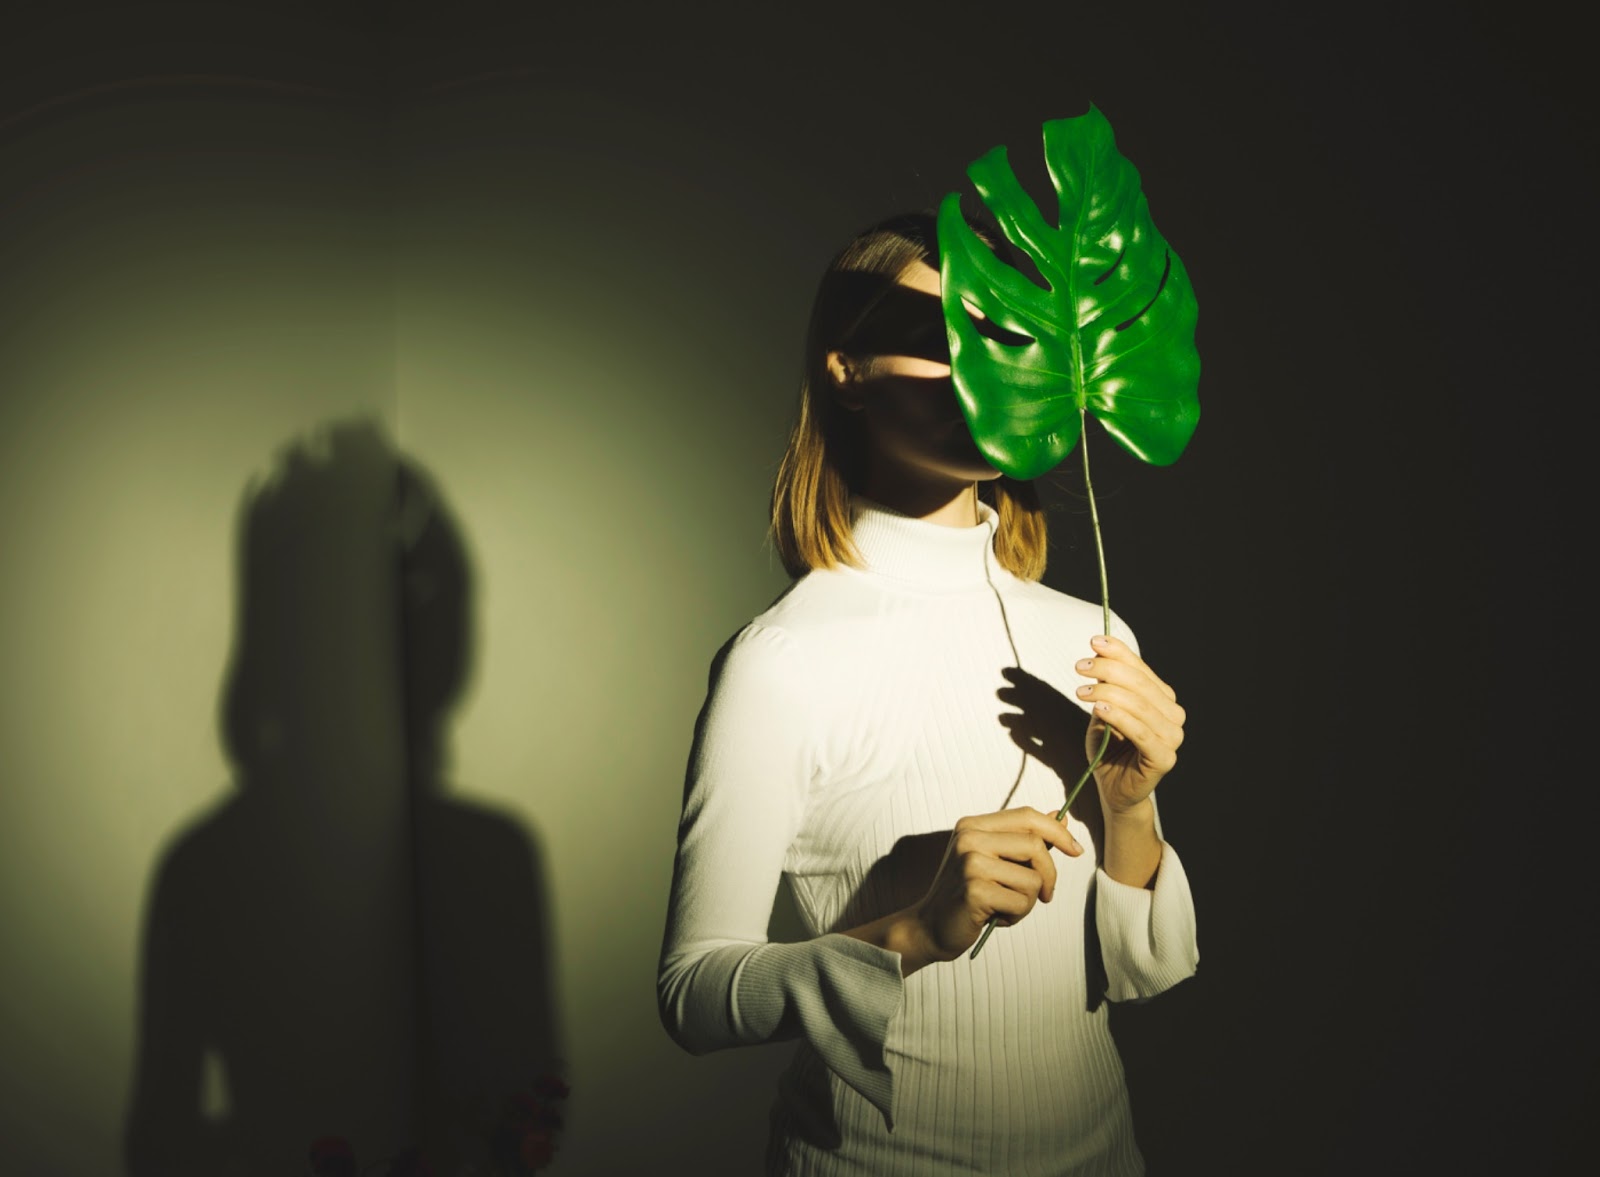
(0, 65, 410, 1177)
(382, 80, 833, 1176)
(0, 16, 849, 1177)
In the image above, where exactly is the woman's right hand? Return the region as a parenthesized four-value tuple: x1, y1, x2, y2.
(908, 807, 1083, 968)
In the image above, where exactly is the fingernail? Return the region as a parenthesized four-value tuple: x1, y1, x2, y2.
(1076, 685, 1092, 697)
(1091, 636, 1109, 648)
(1076, 658, 1094, 671)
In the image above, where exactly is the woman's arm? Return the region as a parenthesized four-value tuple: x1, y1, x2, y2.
(1073, 634, 1199, 997)
(656, 623, 905, 1120)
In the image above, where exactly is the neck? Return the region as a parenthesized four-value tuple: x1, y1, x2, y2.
(860, 474, 981, 528)
(849, 495, 999, 590)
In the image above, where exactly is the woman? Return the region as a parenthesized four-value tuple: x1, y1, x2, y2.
(658, 212, 1198, 1175)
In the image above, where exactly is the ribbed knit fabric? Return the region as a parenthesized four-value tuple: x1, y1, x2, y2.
(658, 499, 1199, 1176)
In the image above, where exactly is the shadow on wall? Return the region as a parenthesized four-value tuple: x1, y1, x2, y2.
(123, 419, 563, 1176)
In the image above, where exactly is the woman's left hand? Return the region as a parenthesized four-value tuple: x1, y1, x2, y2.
(1074, 635, 1186, 814)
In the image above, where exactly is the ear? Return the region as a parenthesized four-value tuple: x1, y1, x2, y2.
(825, 350, 865, 411)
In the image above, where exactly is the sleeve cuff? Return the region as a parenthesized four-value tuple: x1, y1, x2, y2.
(1096, 840, 1200, 1002)
(733, 933, 904, 1127)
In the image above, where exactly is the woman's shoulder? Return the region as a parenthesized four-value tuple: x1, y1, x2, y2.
(699, 567, 882, 689)
(750, 565, 882, 635)
(1004, 576, 1141, 652)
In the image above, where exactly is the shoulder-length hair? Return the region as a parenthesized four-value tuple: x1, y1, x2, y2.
(769, 211, 1047, 581)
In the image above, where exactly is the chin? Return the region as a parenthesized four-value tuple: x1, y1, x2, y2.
(945, 452, 1005, 483)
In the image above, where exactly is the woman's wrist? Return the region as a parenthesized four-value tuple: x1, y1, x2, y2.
(1101, 793, 1156, 823)
(1099, 796, 1162, 888)
(842, 908, 937, 977)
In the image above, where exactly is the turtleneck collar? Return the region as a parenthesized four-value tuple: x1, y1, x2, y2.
(848, 496, 1001, 590)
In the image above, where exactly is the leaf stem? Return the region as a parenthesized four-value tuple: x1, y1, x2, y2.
(970, 409, 1110, 961)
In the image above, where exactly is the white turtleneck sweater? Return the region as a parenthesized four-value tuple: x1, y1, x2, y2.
(658, 499, 1198, 1176)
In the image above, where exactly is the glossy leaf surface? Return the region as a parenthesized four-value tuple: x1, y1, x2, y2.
(938, 106, 1200, 479)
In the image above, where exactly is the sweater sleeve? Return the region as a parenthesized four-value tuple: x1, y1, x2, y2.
(1094, 798, 1200, 1002)
(657, 622, 905, 1124)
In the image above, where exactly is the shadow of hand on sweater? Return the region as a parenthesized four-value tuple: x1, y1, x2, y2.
(995, 667, 1111, 1012)
(829, 667, 1112, 945)
(831, 831, 950, 939)
(995, 666, 1106, 863)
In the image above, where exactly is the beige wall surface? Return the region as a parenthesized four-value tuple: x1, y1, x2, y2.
(0, 42, 824, 1177)
(0, 84, 416, 1175)
(386, 83, 816, 1174)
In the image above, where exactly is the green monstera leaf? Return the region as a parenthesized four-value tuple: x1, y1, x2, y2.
(949, 109, 1201, 961)
(937, 105, 1200, 480)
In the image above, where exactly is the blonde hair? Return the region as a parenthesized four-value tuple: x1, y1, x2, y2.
(770, 212, 1048, 581)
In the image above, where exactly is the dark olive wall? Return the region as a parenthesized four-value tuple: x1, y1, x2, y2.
(1, 3, 1590, 1174)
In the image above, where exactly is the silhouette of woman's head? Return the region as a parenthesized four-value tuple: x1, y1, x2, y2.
(219, 420, 472, 786)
